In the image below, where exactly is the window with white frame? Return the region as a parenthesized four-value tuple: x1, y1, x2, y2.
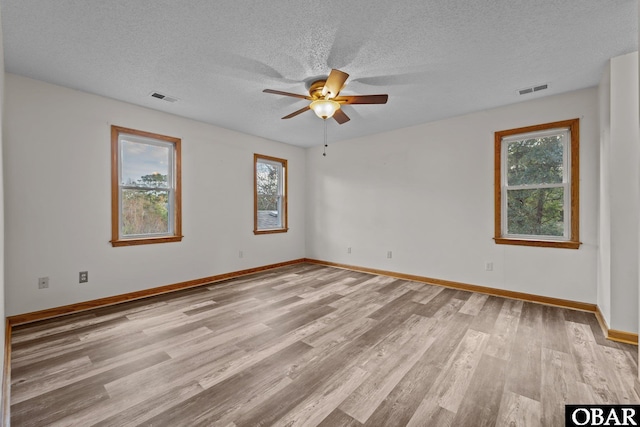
(111, 125, 182, 246)
(494, 119, 580, 249)
(254, 154, 288, 234)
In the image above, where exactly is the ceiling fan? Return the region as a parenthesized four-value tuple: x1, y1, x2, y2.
(263, 69, 388, 124)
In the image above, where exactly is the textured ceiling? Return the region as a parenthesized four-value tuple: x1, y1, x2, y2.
(1, 0, 637, 147)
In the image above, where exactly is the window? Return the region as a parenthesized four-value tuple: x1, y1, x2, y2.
(254, 154, 288, 234)
(494, 118, 580, 249)
(111, 125, 182, 246)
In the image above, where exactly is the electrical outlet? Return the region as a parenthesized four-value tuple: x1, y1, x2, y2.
(485, 262, 494, 272)
(387, 251, 393, 259)
(239, 250, 244, 258)
(38, 277, 49, 289)
(347, 247, 352, 254)
(79, 271, 88, 283)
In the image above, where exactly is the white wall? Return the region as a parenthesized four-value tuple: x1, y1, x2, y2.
(3, 74, 306, 316)
(306, 88, 601, 311)
(598, 52, 640, 334)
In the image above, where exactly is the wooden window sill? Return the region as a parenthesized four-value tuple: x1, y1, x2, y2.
(494, 237, 581, 249)
(253, 228, 289, 235)
(111, 235, 183, 247)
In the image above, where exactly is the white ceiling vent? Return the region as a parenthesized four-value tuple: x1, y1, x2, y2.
(150, 92, 178, 103)
(517, 83, 549, 96)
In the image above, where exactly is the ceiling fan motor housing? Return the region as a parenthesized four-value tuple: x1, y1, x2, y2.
(309, 80, 327, 99)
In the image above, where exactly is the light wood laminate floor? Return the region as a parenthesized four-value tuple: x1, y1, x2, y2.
(10, 263, 640, 426)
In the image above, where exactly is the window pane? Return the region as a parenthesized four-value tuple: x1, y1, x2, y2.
(256, 161, 282, 230)
(122, 188, 170, 235)
(121, 140, 170, 188)
(507, 187, 564, 237)
(507, 135, 564, 186)
(111, 126, 182, 246)
(254, 154, 287, 234)
(257, 196, 283, 229)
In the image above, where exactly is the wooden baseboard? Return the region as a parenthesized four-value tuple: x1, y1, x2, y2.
(304, 258, 597, 312)
(7, 257, 639, 340)
(8, 258, 306, 327)
(594, 305, 610, 339)
(608, 329, 639, 346)
(12, 257, 633, 339)
(594, 305, 639, 345)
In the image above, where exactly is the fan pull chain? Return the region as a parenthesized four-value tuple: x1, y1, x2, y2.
(323, 119, 328, 157)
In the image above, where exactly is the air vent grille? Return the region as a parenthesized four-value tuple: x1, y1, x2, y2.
(149, 92, 178, 103)
(517, 83, 549, 96)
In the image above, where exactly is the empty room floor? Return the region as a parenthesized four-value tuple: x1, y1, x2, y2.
(9, 263, 640, 426)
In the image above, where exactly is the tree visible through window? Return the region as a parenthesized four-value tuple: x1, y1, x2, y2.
(122, 171, 169, 235)
(111, 126, 182, 246)
(494, 119, 580, 249)
(254, 154, 287, 234)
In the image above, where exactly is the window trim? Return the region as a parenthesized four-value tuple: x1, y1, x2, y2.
(254, 153, 288, 235)
(110, 125, 183, 247)
(494, 118, 580, 249)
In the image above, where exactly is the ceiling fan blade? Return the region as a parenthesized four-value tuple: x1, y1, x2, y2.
(263, 89, 311, 100)
(337, 94, 388, 105)
(333, 109, 350, 124)
(282, 105, 310, 119)
(322, 69, 349, 99)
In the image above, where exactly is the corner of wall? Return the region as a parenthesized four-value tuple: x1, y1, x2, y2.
(599, 50, 640, 334)
(598, 58, 612, 329)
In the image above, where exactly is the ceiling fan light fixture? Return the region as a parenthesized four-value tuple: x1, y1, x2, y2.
(310, 99, 340, 119)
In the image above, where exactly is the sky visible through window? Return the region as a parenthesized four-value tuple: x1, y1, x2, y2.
(121, 139, 170, 186)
